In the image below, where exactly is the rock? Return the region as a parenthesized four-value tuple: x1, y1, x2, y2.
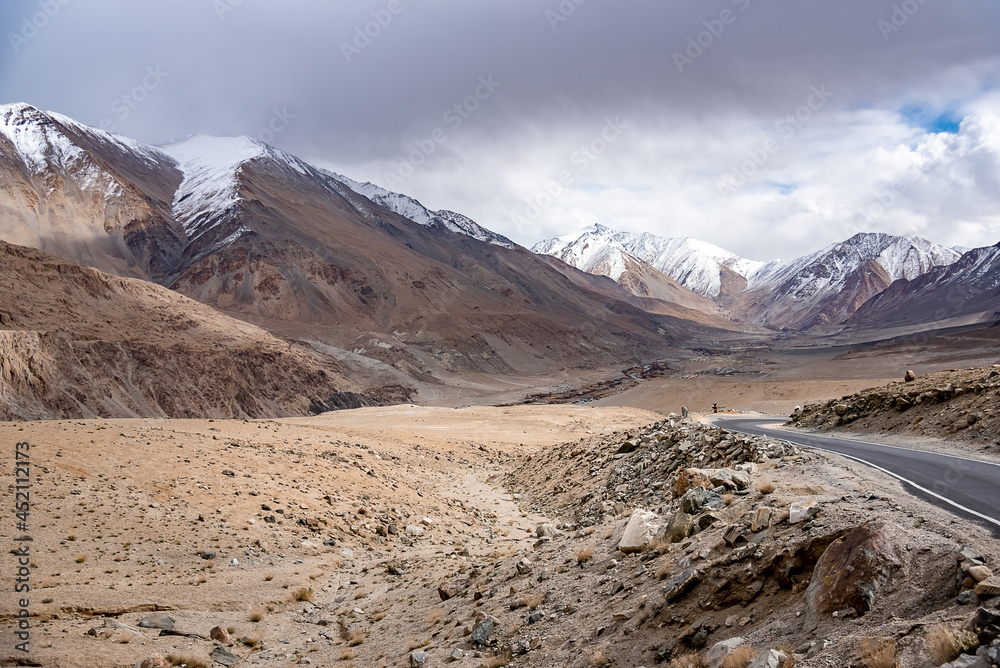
(723, 525, 749, 548)
(833, 403, 849, 416)
(664, 512, 694, 543)
(410, 652, 427, 666)
(528, 612, 544, 624)
(472, 618, 494, 645)
(905, 370, 916, 382)
(971, 607, 1000, 645)
(450, 649, 464, 661)
(968, 565, 994, 582)
(536, 523, 557, 538)
(974, 576, 1000, 596)
(730, 471, 751, 491)
(618, 509, 661, 554)
(200, 550, 217, 560)
(210, 645, 239, 667)
(210, 625, 233, 645)
(748, 649, 788, 668)
(939, 656, 988, 668)
(438, 580, 462, 601)
(705, 637, 745, 668)
(134, 657, 170, 668)
(681, 406, 689, 418)
(516, 558, 533, 574)
(751, 506, 773, 533)
(138, 614, 175, 630)
(387, 524, 398, 535)
(405, 525, 424, 537)
(663, 568, 701, 603)
(616, 440, 640, 454)
(806, 522, 901, 618)
(789, 501, 820, 524)
(681, 487, 710, 514)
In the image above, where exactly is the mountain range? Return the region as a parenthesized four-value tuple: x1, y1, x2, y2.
(1, 101, 997, 418)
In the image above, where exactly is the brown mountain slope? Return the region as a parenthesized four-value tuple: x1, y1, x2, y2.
(0, 241, 408, 419)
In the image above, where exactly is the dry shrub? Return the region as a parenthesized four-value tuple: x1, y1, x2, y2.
(757, 479, 776, 494)
(166, 654, 209, 668)
(590, 649, 612, 667)
(670, 652, 706, 668)
(722, 493, 736, 506)
(720, 646, 757, 668)
(248, 606, 266, 622)
(240, 631, 263, 648)
(425, 607, 444, 627)
(925, 624, 978, 665)
(293, 587, 315, 602)
(656, 560, 672, 581)
(859, 636, 897, 668)
(674, 471, 711, 498)
(482, 647, 512, 668)
(521, 592, 545, 610)
(347, 627, 365, 647)
(648, 536, 672, 556)
(339, 647, 355, 661)
(577, 546, 595, 564)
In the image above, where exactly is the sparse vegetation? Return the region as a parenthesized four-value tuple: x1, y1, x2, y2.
(577, 546, 595, 564)
(482, 648, 513, 668)
(926, 624, 978, 665)
(721, 646, 757, 668)
(859, 636, 897, 668)
(339, 648, 355, 661)
(757, 479, 776, 494)
(293, 586, 315, 602)
(166, 654, 209, 668)
(669, 652, 706, 668)
(656, 560, 672, 580)
(425, 607, 443, 627)
(347, 627, 365, 646)
(248, 606, 266, 622)
(722, 493, 736, 505)
(590, 649, 612, 667)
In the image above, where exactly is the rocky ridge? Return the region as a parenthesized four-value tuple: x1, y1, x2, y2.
(791, 366, 1000, 450)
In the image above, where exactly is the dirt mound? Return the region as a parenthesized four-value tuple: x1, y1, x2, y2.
(790, 365, 1000, 448)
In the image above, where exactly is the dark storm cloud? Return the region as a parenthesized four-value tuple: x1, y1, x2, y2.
(2, 0, 999, 258)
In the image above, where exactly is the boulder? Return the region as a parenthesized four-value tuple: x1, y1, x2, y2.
(535, 523, 557, 538)
(438, 580, 463, 601)
(805, 522, 901, 618)
(681, 487, 710, 514)
(405, 525, 425, 537)
(789, 501, 820, 524)
(663, 568, 701, 603)
(974, 576, 1000, 596)
(751, 507, 773, 533)
(705, 637, 746, 668)
(970, 606, 1000, 646)
(209, 626, 233, 645)
(939, 656, 988, 668)
(210, 646, 238, 667)
(410, 652, 427, 666)
(138, 614, 175, 630)
(748, 649, 788, 668)
(723, 525, 750, 548)
(905, 370, 916, 382)
(472, 618, 494, 645)
(618, 509, 661, 554)
(664, 512, 694, 543)
(834, 404, 849, 416)
(968, 565, 993, 582)
(516, 558, 533, 574)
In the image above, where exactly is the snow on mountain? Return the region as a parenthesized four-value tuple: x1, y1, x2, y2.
(0, 102, 169, 198)
(532, 224, 765, 298)
(329, 173, 516, 249)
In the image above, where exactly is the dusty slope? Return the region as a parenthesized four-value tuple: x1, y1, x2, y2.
(0, 241, 407, 419)
(2, 406, 998, 668)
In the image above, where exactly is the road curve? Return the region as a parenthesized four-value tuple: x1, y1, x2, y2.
(714, 416, 1000, 535)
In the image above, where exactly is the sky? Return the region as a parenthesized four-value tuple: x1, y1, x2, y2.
(1, 0, 999, 262)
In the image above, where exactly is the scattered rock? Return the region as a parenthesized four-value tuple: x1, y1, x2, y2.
(705, 637, 745, 668)
(472, 618, 494, 645)
(748, 649, 788, 668)
(618, 508, 661, 554)
(210, 625, 232, 645)
(134, 656, 170, 668)
(974, 576, 1000, 596)
(200, 551, 217, 560)
(210, 645, 238, 666)
(536, 523, 557, 538)
(138, 614, 175, 630)
(438, 580, 463, 601)
(449, 649, 464, 661)
(663, 568, 701, 603)
(405, 525, 425, 537)
(905, 370, 916, 382)
(751, 506, 773, 533)
(968, 565, 994, 582)
(516, 558, 533, 574)
(789, 501, 820, 524)
(410, 652, 427, 666)
(664, 511, 694, 543)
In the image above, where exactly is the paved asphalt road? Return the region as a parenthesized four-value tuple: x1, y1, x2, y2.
(714, 417, 1000, 534)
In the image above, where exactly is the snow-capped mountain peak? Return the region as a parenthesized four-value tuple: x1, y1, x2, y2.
(328, 172, 516, 249)
(532, 225, 765, 298)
